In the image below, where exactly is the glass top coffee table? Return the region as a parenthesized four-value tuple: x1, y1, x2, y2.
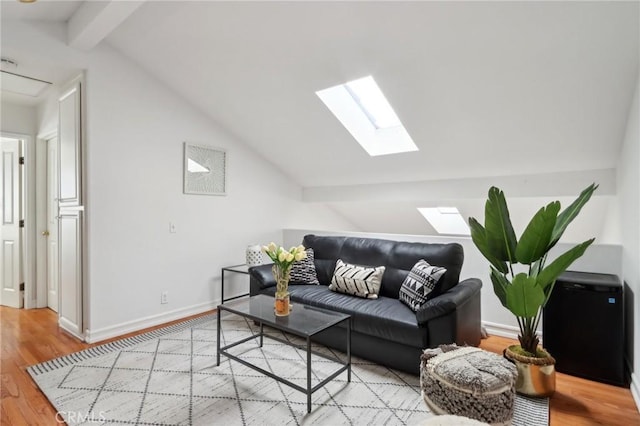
(216, 294, 351, 413)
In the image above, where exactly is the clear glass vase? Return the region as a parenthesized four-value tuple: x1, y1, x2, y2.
(273, 264, 291, 316)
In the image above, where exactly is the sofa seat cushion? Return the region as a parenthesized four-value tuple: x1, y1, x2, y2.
(261, 285, 427, 347)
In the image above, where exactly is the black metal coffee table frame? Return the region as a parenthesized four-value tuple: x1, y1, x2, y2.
(216, 295, 351, 413)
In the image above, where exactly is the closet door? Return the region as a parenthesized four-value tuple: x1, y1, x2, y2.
(58, 83, 81, 206)
(58, 80, 84, 338)
(58, 210, 82, 337)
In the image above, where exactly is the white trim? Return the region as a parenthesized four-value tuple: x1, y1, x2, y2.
(631, 372, 640, 413)
(482, 321, 545, 343)
(482, 321, 520, 340)
(59, 316, 85, 340)
(84, 300, 218, 343)
(23, 133, 36, 309)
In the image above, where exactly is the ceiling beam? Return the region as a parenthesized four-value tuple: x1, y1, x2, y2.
(68, 1, 145, 51)
(302, 169, 616, 203)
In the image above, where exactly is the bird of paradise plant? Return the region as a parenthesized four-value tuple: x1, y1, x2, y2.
(468, 184, 597, 356)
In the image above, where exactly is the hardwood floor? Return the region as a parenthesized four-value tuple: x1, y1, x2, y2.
(480, 335, 640, 426)
(0, 307, 212, 426)
(1, 306, 638, 425)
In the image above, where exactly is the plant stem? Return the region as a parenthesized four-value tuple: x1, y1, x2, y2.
(532, 310, 542, 339)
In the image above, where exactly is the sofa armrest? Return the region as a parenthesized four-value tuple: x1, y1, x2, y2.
(249, 264, 276, 295)
(415, 278, 482, 325)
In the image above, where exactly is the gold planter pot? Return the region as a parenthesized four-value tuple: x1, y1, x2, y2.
(504, 345, 556, 398)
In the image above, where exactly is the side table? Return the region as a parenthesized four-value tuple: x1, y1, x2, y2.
(221, 264, 251, 303)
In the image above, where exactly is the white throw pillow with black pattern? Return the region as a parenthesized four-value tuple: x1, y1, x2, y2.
(399, 260, 447, 312)
(289, 248, 320, 285)
(329, 259, 385, 299)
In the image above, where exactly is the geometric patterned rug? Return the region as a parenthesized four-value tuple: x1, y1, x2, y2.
(28, 313, 548, 425)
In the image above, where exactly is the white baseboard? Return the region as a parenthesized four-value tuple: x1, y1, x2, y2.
(631, 372, 640, 413)
(482, 321, 520, 340)
(85, 300, 218, 343)
(59, 317, 85, 340)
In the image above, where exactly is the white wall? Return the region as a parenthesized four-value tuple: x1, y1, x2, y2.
(618, 72, 640, 407)
(283, 229, 622, 336)
(1, 103, 37, 136)
(83, 44, 357, 334)
(4, 21, 357, 339)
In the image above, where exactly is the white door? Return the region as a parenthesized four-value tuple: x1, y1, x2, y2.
(1, 138, 22, 308)
(46, 137, 59, 312)
(58, 80, 83, 338)
(58, 210, 82, 338)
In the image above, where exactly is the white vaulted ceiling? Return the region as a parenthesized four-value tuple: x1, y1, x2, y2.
(103, 1, 639, 187)
(1, 1, 638, 237)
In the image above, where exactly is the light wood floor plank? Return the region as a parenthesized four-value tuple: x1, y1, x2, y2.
(480, 334, 640, 425)
(1, 307, 638, 425)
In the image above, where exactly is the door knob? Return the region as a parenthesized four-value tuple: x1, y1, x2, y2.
(42, 230, 50, 236)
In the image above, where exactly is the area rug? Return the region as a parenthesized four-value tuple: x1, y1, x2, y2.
(28, 314, 548, 425)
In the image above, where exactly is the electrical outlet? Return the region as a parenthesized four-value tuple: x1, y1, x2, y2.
(161, 291, 168, 304)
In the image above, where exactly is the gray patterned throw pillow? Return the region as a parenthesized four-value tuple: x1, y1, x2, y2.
(399, 260, 447, 312)
(289, 248, 320, 285)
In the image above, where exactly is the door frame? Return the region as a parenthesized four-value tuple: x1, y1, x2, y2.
(1, 131, 34, 309)
(35, 130, 57, 309)
(28, 72, 88, 341)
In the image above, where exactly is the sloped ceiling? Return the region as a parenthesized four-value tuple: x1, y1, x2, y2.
(1, 1, 638, 238)
(104, 1, 639, 188)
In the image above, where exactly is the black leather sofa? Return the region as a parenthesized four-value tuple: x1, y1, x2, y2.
(249, 234, 482, 375)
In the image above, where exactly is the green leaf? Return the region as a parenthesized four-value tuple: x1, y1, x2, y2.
(549, 183, 598, 248)
(537, 238, 595, 294)
(484, 187, 518, 263)
(515, 201, 560, 264)
(490, 267, 509, 309)
(505, 273, 545, 318)
(530, 258, 543, 279)
(469, 217, 508, 273)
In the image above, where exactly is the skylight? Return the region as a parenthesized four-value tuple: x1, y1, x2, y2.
(418, 207, 471, 236)
(316, 76, 417, 156)
(344, 77, 401, 129)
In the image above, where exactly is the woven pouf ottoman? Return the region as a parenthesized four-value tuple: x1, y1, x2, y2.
(420, 345, 518, 426)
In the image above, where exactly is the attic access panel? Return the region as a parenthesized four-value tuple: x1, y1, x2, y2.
(183, 143, 227, 195)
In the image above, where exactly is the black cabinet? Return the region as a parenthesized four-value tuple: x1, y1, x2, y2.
(543, 271, 627, 386)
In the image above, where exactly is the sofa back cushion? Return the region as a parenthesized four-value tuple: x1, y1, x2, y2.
(385, 241, 463, 298)
(302, 234, 464, 299)
(302, 235, 346, 285)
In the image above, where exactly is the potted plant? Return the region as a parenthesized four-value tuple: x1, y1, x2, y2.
(468, 183, 597, 397)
